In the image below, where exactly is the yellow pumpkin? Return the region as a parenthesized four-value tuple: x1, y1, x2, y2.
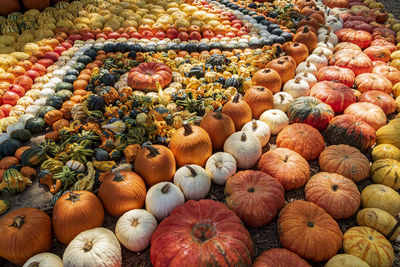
(396, 96, 400, 112)
(372, 144, 400, 161)
(376, 123, 400, 149)
(361, 184, 400, 216)
(10, 52, 29, 61)
(357, 208, 400, 241)
(0, 54, 18, 71)
(325, 254, 369, 267)
(371, 159, 400, 190)
(393, 82, 400, 98)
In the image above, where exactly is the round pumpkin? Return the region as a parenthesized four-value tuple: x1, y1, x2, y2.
(330, 49, 373, 76)
(283, 42, 309, 65)
(359, 90, 396, 115)
(371, 159, 400, 190)
(251, 68, 282, 94)
(355, 73, 393, 95)
(316, 66, 355, 88)
(253, 248, 311, 267)
(293, 25, 317, 53)
(361, 184, 400, 216)
(266, 57, 296, 84)
(128, 62, 172, 92)
(335, 29, 372, 49)
(325, 254, 369, 267)
(357, 208, 400, 241)
(372, 65, 400, 85)
(243, 86, 274, 119)
(200, 109, 235, 151)
(222, 94, 252, 131)
(372, 144, 400, 161)
(225, 170, 284, 227)
(344, 102, 386, 130)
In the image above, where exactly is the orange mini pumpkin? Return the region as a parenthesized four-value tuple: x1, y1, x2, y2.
(252, 68, 282, 94)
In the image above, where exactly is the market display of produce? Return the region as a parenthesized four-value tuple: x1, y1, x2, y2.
(0, 0, 400, 266)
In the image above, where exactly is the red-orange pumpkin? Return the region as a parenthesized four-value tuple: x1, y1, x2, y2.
(128, 62, 172, 92)
(222, 94, 252, 130)
(329, 49, 373, 76)
(355, 73, 393, 95)
(253, 248, 311, 267)
(200, 109, 235, 150)
(251, 68, 282, 94)
(358, 90, 396, 115)
(316, 66, 355, 88)
(335, 29, 372, 49)
(243, 85, 274, 119)
(363, 46, 391, 62)
(372, 65, 400, 85)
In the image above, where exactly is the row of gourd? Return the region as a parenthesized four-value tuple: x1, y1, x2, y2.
(1, 0, 400, 266)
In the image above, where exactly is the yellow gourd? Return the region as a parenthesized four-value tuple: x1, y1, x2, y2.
(372, 144, 400, 161)
(357, 208, 400, 241)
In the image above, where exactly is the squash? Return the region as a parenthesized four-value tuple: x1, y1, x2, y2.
(20, 166, 36, 179)
(205, 152, 236, 185)
(0, 169, 30, 193)
(344, 102, 386, 131)
(128, 62, 172, 92)
(241, 120, 271, 147)
(253, 248, 310, 267)
(361, 184, 400, 216)
(243, 86, 274, 119)
(371, 159, 400, 190)
(10, 129, 31, 143)
(222, 94, 252, 131)
(325, 254, 369, 267)
(252, 68, 282, 94)
(259, 109, 289, 135)
(357, 208, 400, 241)
(0, 139, 22, 157)
(21, 146, 46, 166)
(372, 144, 400, 161)
(173, 165, 211, 200)
(376, 122, 400, 149)
(25, 117, 46, 134)
(0, 156, 19, 169)
(23, 253, 63, 267)
(14, 146, 30, 160)
(224, 131, 262, 169)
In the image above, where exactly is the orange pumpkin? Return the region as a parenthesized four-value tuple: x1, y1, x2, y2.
(222, 94, 252, 130)
(283, 42, 309, 65)
(266, 57, 296, 84)
(0, 156, 19, 169)
(0, 72, 15, 83)
(358, 90, 396, 115)
(372, 65, 400, 85)
(52, 119, 70, 131)
(293, 25, 317, 53)
(252, 68, 282, 94)
(200, 109, 235, 151)
(7, 66, 26, 78)
(128, 62, 172, 92)
(355, 73, 392, 94)
(44, 109, 63, 126)
(364, 46, 391, 62)
(253, 248, 311, 267)
(73, 79, 88, 91)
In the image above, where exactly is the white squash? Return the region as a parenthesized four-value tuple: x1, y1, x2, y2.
(295, 61, 318, 76)
(63, 228, 122, 267)
(317, 28, 339, 45)
(295, 72, 317, 87)
(66, 160, 86, 172)
(317, 36, 335, 52)
(115, 209, 157, 252)
(145, 182, 185, 221)
(205, 152, 237, 185)
(326, 18, 343, 32)
(283, 77, 310, 98)
(259, 109, 289, 135)
(306, 52, 328, 70)
(223, 131, 262, 169)
(23, 253, 63, 267)
(18, 114, 35, 126)
(25, 105, 41, 116)
(241, 119, 271, 147)
(273, 92, 294, 112)
(313, 46, 333, 60)
(6, 122, 25, 134)
(39, 88, 55, 99)
(35, 98, 47, 106)
(9, 105, 25, 118)
(17, 96, 35, 108)
(173, 165, 211, 200)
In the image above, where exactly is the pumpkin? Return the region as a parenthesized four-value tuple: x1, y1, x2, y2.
(115, 209, 157, 252)
(0, 138, 22, 157)
(98, 171, 146, 217)
(253, 248, 311, 267)
(325, 254, 369, 267)
(241, 120, 271, 147)
(63, 228, 122, 267)
(330, 49, 373, 76)
(23, 253, 63, 267)
(21, 146, 46, 167)
(251, 68, 282, 94)
(0, 156, 19, 169)
(173, 165, 211, 200)
(364, 46, 391, 62)
(224, 131, 261, 169)
(372, 65, 400, 85)
(357, 208, 400, 241)
(296, 72, 317, 87)
(323, 0, 349, 8)
(225, 170, 284, 227)
(20, 166, 36, 179)
(259, 109, 289, 135)
(200, 109, 235, 151)
(52, 119, 69, 131)
(145, 182, 185, 221)
(361, 184, 400, 216)
(336, 29, 372, 49)
(371, 159, 400, 190)
(53, 191, 104, 245)
(344, 102, 386, 130)
(325, 114, 376, 151)
(25, 117, 46, 134)
(343, 226, 394, 267)
(243, 86, 273, 119)
(150, 199, 254, 266)
(22, 0, 50, 10)
(376, 122, 400, 149)
(10, 129, 31, 143)
(305, 172, 360, 219)
(266, 57, 296, 84)
(205, 152, 236, 185)
(0, 208, 52, 265)
(135, 145, 176, 187)
(14, 146, 31, 160)
(221, 94, 252, 131)
(276, 123, 325, 160)
(316, 66, 355, 87)
(355, 73, 393, 95)
(359, 90, 395, 115)
(372, 144, 400, 161)
(273, 92, 294, 112)
(293, 25, 317, 53)
(283, 42, 309, 65)
(44, 109, 63, 126)
(128, 62, 172, 92)
(278, 200, 343, 262)
(169, 123, 212, 167)
(283, 77, 310, 99)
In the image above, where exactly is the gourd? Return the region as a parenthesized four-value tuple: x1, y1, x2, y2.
(372, 144, 400, 161)
(251, 68, 282, 94)
(23, 253, 63, 267)
(0, 156, 19, 169)
(259, 109, 289, 135)
(241, 120, 270, 147)
(21, 146, 46, 166)
(357, 208, 400, 241)
(253, 248, 311, 267)
(173, 165, 211, 200)
(0, 169, 32, 193)
(0, 139, 22, 156)
(25, 117, 45, 134)
(361, 184, 400, 216)
(222, 94, 252, 131)
(10, 128, 31, 143)
(224, 131, 261, 169)
(205, 152, 236, 185)
(344, 102, 386, 131)
(371, 159, 400, 190)
(325, 254, 369, 267)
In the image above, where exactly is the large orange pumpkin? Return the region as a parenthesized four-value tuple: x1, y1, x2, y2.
(355, 73, 393, 95)
(251, 68, 282, 94)
(243, 86, 274, 119)
(222, 94, 252, 130)
(344, 102, 386, 130)
(128, 62, 172, 92)
(358, 90, 396, 115)
(253, 248, 311, 267)
(372, 65, 400, 85)
(0, 0, 20, 16)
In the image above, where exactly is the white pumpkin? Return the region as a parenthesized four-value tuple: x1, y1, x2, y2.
(205, 152, 237, 185)
(23, 253, 63, 267)
(317, 37, 335, 51)
(63, 228, 122, 267)
(35, 98, 47, 106)
(295, 61, 318, 76)
(17, 96, 35, 108)
(145, 182, 185, 221)
(241, 119, 271, 147)
(6, 122, 25, 134)
(66, 160, 86, 172)
(25, 105, 41, 116)
(18, 114, 35, 126)
(173, 165, 211, 200)
(313, 46, 333, 59)
(295, 72, 317, 87)
(259, 109, 289, 135)
(306, 52, 328, 70)
(326, 18, 343, 32)
(39, 88, 56, 99)
(317, 28, 339, 45)
(273, 92, 294, 112)
(115, 209, 157, 252)
(224, 131, 262, 169)
(283, 77, 310, 99)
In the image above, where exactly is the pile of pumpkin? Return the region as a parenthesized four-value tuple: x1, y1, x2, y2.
(0, 0, 400, 266)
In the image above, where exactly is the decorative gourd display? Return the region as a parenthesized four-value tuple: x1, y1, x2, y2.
(343, 226, 394, 267)
(259, 109, 289, 135)
(278, 200, 343, 262)
(134, 145, 176, 187)
(243, 86, 274, 119)
(150, 199, 254, 267)
(200, 109, 235, 151)
(23, 253, 63, 267)
(0, 168, 32, 193)
(0, 207, 52, 265)
(223, 131, 261, 169)
(205, 152, 236, 185)
(63, 228, 122, 267)
(325, 254, 369, 267)
(357, 208, 400, 241)
(358, 90, 396, 115)
(98, 171, 146, 217)
(241, 120, 271, 147)
(253, 248, 311, 267)
(372, 144, 400, 161)
(225, 170, 284, 227)
(169, 123, 212, 167)
(319, 145, 370, 182)
(361, 184, 400, 216)
(52, 191, 104, 245)
(173, 165, 211, 200)
(276, 123, 325, 160)
(222, 94, 252, 131)
(115, 209, 157, 252)
(371, 159, 400, 190)
(251, 68, 282, 94)
(128, 62, 172, 92)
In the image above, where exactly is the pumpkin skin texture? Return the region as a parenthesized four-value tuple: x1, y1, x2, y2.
(283, 42, 309, 65)
(305, 172, 361, 219)
(277, 200, 343, 262)
(371, 159, 400, 190)
(372, 144, 400, 161)
(243, 86, 274, 119)
(258, 148, 310, 190)
(343, 226, 394, 267)
(128, 62, 172, 92)
(309, 81, 356, 114)
(316, 66, 355, 88)
(319, 145, 370, 182)
(293, 25, 317, 53)
(22, 0, 49, 10)
(359, 91, 396, 115)
(266, 57, 296, 84)
(372, 65, 400, 85)
(335, 29, 372, 49)
(23, 253, 63, 267)
(222, 94, 252, 131)
(325, 114, 376, 151)
(344, 102, 386, 130)
(200, 109, 235, 151)
(355, 73, 393, 95)
(287, 96, 334, 131)
(361, 184, 400, 216)
(98, 171, 146, 217)
(357, 208, 400, 241)
(225, 170, 284, 227)
(252, 248, 311, 267)
(53, 191, 105, 245)
(325, 254, 369, 267)
(0, 0, 21, 16)
(251, 68, 282, 94)
(276, 123, 325, 160)
(0, 207, 52, 265)
(150, 199, 254, 267)
(169, 123, 212, 167)
(329, 49, 373, 76)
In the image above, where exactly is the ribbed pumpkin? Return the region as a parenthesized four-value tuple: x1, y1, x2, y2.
(361, 184, 400, 216)
(305, 172, 360, 219)
(283, 42, 309, 65)
(343, 226, 394, 267)
(359, 90, 396, 115)
(316, 66, 355, 88)
(53, 191, 104, 244)
(357, 208, 400, 241)
(200, 109, 235, 151)
(371, 159, 400, 190)
(325, 254, 369, 267)
(21, 146, 46, 167)
(222, 94, 252, 131)
(293, 25, 317, 53)
(169, 123, 212, 167)
(278, 200, 343, 262)
(266, 57, 296, 84)
(243, 86, 274, 119)
(253, 248, 311, 267)
(372, 144, 400, 161)
(98, 171, 146, 217)
(376, 121, 400, 149)
(251, 68, 282, 94)
(319, 145, 370, 182)
(44, 109, 63, 126)
(276, 123, 325, 160)
(225, 170, 284, 227)
(134, 145, 176, 187)
(355, 73, 393, 95)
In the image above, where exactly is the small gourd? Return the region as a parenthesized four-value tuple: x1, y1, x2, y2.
(224, 131, 262, 169)
(357, 208, 400, 241)
(66, 160, 85, 172)
(205, 152, 237, 185)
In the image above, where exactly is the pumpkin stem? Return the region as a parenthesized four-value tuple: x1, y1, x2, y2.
(146, 146, 160, 158)
(294, 77, 302, 83)
(183, 122, 193, 136)
(186, 165, 197, 177)
(307, 221, 314, 228)
(10, 215, 25, 229)
(283, 154, 289, 162)
(113, 171, 125, 182)
(240, 132, 247, 142)
(324, 35, 330, 44)
(83, 240, 93, 252)
(247, 187, 255, 192)
(161, 183, 170, 194)
(331, 184, 339, 191)
(277, 59, 285, 65)
(27, 262, 40, 267)
(256, 86, 265, 92)
(66, 192, 82, 203)
(131, 218, 139, 227)
(303, 25, 309, 33)
(213, 107, 223, 119)
(279, 93, 285, 102)
(303, 71, 309, 77)
(215, 160, 224, 169)
(263, 68, 272, 74)
(326, 26, 332, 35)
(252, 120, 258, 130)
(232, 94, 240, 103)
(306, 61, 311, 67)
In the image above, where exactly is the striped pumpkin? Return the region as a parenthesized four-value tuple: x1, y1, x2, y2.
(371, 159, 400, 190)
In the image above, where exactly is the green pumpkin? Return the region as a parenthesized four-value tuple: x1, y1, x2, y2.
(45, 95, 64, 109)
(94, 148, 110, 161)
(77, 55, 93, 65)
(0, 169, 32, 194)
(55, 82, 74, 92)
(72, 62, 86, 72)
(37, 106, 55, 118)
(25, 117, 46, 134)
(0, 139, 22, 157)
(10, 129, 32, 143)
(21, 146, 46, 167)
(224, 77, 241, 89)
(56, 90, 73, 101)
(109, 150, 122, 161)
